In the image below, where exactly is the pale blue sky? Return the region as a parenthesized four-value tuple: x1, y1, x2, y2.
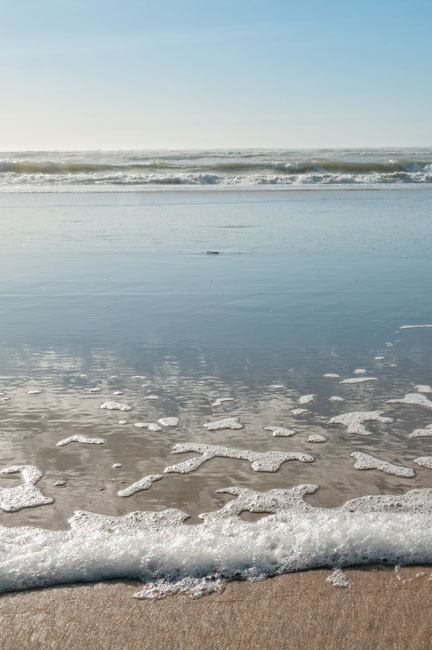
(0, 1, 431, 150)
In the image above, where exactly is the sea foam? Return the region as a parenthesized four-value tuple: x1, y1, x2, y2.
(5, 485, 432, 598)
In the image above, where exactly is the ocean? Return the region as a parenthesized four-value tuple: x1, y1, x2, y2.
(1, 149, 432, 598)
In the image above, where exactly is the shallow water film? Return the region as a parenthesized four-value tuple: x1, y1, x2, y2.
(1, 185, 432, 596)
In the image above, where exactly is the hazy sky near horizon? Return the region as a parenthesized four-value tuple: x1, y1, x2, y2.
(0, 0, 431, 150)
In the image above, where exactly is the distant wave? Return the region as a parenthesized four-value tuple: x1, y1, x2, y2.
(1, 158, 431, 176)
(1, 151, 432, 189)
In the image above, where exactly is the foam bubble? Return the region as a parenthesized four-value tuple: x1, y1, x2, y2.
(329, 411, 393, 436)
(158, 417, 180, 427)
(0, 465, 53, 512)
(134, 422, 163, 432)
(329, 396, 344, 402)
(118, 474, 164, 497)
(27, 390, 42, 395)
(291, 408, 308, 416)
(131, 376, 146, 380)
(88, 388, 102, 393)
(298, 394, 316, 405)
(54, 480, 66, 487)
(264, 426, 296, 437)
(203, 417, 243, 431)
(387, 393, 432, 410)
(113, 391, 124, 396)
(57, 436, 106, 447)
(324, 373, 340, 378)
(326, 568, 351, 588)
(308, 435, 327, 443)
(375, 356, 385, 360)
(143, 395, 159, 400)
(112, 463, 122, 469)
(351, 452, 415, 477)
(164, 443, 314, 474)
(354, 369, 367, 374)
(118, 419, 128, 425)
(211, 397, 234, 407)
(100, 401, 132, 411)
(340, 377, 378, 384)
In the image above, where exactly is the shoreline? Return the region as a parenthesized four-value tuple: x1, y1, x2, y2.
(1, 566, 432, 649)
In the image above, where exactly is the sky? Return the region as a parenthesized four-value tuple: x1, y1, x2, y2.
(0, 0, 431, 150)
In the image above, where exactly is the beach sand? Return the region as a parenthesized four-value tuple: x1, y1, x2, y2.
(1, 566, 432, 649)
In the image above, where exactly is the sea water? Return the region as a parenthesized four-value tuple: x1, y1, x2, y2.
(0, 150, 432, 597)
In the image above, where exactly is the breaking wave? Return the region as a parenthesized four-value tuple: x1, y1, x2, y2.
(1, 150, 432, 189)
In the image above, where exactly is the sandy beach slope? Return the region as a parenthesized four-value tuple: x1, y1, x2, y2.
(1, 566, 432, 649)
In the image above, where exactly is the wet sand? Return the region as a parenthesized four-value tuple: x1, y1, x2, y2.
(1, 567, 432, 650)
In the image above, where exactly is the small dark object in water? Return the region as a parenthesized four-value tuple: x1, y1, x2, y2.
(206, 250, 220, 255)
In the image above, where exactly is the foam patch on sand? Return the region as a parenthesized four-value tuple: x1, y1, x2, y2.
(298, 394, 316, 405)
(118, 474, 164, 497)
(415, 385, 432, 394)
(354, 369, 367, 375)
(164, 443, 314, 474)
(57, 436, 106, 447)
(291, 408, 308, 416)
(329, 411, 393, 436)
(100, 401, 132, 411)
(414, 457, 432, 470)
(143, 395, 159, 400)
(329, 396, 344, 402)
(308, 435, 327, 443)
(340, 377, 377, 384)
(6, 485, 432, 598)
(351, 452, 415, 478)
(409, 426, 432, 438)
(0, 465, 53, 512)
(134, 422, 163, 432)
(203, 417, 243, 431)
(264, 426, 296, 437)
(387, 394, 432, 410)
(158, 417, 179, 427)
(211, 398, 234, 407)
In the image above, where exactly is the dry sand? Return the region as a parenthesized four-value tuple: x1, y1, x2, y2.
(1, 566, 432, 649)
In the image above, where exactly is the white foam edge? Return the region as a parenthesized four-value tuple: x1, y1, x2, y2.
(5, 484, 432, 598)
